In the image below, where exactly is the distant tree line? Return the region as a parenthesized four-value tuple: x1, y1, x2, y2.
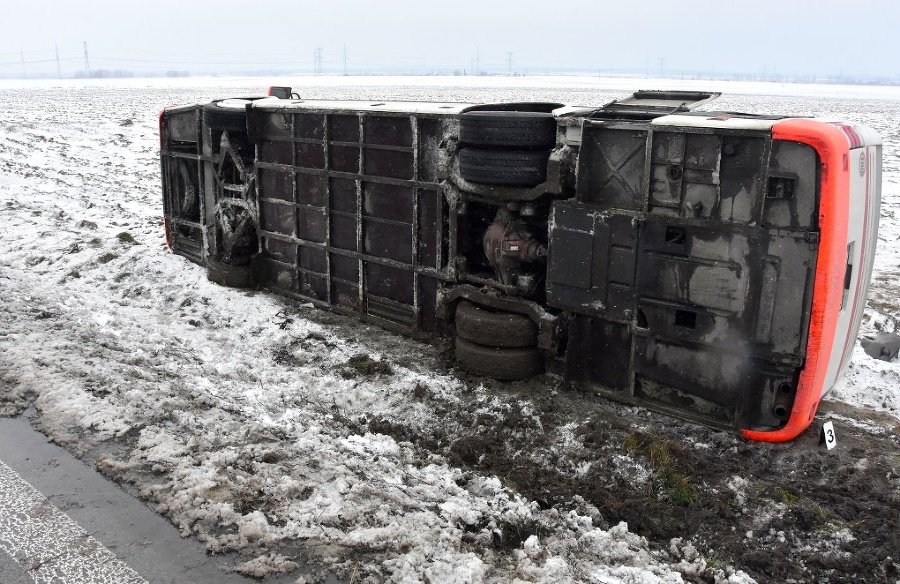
(72, 69, 135, 79)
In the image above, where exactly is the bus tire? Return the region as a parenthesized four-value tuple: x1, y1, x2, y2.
(460, 110, 557, 149)
(206, 253, 253, 288)
(455, 338, 543, 381)
(458, 147, 549, 187)
(455, 301, 538, 348)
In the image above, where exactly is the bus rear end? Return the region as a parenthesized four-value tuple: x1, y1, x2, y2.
(551, 112, 882, 442)
(743, 120, 882, 441)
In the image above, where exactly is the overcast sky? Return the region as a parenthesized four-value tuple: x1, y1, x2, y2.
(1, 0, 898, 79)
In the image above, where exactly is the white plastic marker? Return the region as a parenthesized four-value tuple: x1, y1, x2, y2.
(821, 421, 837, 450)
(0, 460, 147, 584)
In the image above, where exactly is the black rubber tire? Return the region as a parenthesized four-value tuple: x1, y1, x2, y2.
(455, 301, 538, 348)
(460, 111, 557, 149)
(202, 103, 248, 133)
(455, 338, 543, 381)
(458, 148, 549, 187)
(206, 253, 253, 288)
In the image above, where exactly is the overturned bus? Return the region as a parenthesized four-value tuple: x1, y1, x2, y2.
(159, 88, 882, 442)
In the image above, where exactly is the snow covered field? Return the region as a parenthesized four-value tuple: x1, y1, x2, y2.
(1, 76, 898, 583)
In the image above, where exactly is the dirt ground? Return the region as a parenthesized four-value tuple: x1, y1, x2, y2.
(5, 288, 900, 583)
(440, 389, 900, 584)
(263, 304, 900, 583)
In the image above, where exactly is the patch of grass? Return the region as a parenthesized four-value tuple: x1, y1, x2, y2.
(623, 433, 639, 455)
(116, 231, 136, 244)
(773, 486, 798, 506)
(272, 342, 305, 367)
(342, 353, 393, 378)
(648, 440, 672, 468)
(702, 554, 723, 570)
(626, 433, 698, 507)
(660, 467, 698, 506)
(297, 331, 335, 350)
(97, 252, 118, 264)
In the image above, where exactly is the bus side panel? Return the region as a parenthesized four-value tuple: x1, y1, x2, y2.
(827, 144, 883, 388)
(251, 108, 451, 336)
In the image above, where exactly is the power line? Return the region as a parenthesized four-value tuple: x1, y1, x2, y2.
(0, 57, 78, 66)
(68, 47, 277, 57)
(0, 47, 78, 56)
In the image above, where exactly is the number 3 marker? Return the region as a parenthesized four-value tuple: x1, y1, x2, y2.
(821, 421, 837, 450)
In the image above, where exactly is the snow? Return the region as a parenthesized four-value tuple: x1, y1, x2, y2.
(1, 75, 898, 583)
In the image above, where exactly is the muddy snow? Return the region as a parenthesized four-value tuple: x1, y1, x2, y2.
(1, 76, 899, 583)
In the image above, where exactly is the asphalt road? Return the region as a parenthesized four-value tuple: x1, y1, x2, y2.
(0, 413, 325, 584)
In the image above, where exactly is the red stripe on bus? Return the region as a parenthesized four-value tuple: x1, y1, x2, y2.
(158, 108, 166, 149)
(743, 120, 850, 443)
(832, 123, 862, 149)
(163, 217, 173, 252)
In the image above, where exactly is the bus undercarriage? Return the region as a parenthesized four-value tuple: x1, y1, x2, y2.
(160, 89, 882, 442)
